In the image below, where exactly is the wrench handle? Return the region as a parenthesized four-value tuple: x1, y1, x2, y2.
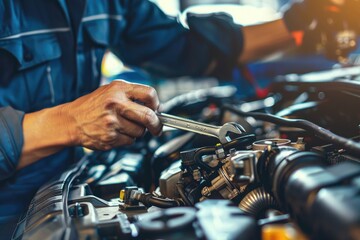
(156, 113, 220, 138)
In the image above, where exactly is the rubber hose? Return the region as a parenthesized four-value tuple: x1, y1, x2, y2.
(239, 188, 280, 218)
(139, 194, 182, 208)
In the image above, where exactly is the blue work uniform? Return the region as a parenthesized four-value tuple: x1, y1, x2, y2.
(0, 0, 243, 237)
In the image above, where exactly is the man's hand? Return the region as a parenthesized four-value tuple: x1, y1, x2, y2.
(19, 80, 162, 168)
(62, 80, 162, 150)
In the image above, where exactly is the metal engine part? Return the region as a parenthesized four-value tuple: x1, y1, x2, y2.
(161, 137, 306, 206)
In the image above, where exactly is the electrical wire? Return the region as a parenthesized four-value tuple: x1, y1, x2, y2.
(223, 104, 360, 156)
(63, 155, 90, 240)
(138, 193, 183, 208)
(176, 182, 192, 206)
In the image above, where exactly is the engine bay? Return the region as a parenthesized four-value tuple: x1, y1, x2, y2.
(12, 66, 360, 240)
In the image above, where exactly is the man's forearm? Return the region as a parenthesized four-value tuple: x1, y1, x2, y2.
(238, 19, 295, 63)
(18, 104, 74, 169)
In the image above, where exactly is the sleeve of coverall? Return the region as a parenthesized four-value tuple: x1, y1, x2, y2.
(0, 107, 24, 181)
(111, 0, 244, 78)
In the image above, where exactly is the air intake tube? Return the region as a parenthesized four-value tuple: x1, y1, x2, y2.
(258, 143, 360, 240)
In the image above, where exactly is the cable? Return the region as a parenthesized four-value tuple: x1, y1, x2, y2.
(63, 155, 90, 240)
(223, 104, 360, 156)
(176, 182, 192, 206)
(138, 193, 183, 208)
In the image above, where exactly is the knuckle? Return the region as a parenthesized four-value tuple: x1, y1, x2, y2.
(143, 109, 156, 126)
(111, 79, 129, 89)
(109, 80, 122, 87)
(108, 81, 126, 93)
(103, 115, 118, 128)
(103, 97, 118, 109)
(155, 101, 160, 110)
(119, 105, 130, 117)
(102, 131, 118, 143)
(148, 87, 160, 109)
(146, 87, 157, 99)
(154, 125, 162, 135)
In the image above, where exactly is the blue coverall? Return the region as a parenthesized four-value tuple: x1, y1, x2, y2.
(0, 0, 243, 237)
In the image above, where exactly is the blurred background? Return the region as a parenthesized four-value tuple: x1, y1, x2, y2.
(101, 0, 360, 101)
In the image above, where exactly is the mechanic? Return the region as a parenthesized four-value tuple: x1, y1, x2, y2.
(0, 0, 358, 237)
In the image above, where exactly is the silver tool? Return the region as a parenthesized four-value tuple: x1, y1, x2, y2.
(156, 113, 246, 144)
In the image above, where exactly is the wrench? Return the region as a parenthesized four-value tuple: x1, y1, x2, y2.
(156, 113, 246, 144)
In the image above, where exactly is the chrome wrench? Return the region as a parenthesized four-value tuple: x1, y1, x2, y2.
(156, 113, 246, 144)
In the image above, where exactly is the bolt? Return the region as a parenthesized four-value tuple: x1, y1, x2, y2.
(215, 144, 225, 159)
(193, 169, 201, 181)
(74, 202, 84, 218)
(229, 148, 236, 157)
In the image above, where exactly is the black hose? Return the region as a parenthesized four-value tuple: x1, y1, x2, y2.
(223, 134, 256, 150)
(63, 155, 90, 240)
(223, 104, 360, 156)
(139, 193, 183, 208)
(194, 146, 218, 172)
(176, 182, 192, 206)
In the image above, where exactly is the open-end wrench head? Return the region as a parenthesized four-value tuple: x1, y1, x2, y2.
(218, 122, 246, 144)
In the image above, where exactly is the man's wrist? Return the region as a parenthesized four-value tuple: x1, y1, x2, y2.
(56, 103, 79, 147)
(24, 104, 77, 148)
(18, 105, 79, 169)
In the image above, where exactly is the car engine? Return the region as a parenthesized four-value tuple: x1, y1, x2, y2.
(12, 67, 360, 240)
